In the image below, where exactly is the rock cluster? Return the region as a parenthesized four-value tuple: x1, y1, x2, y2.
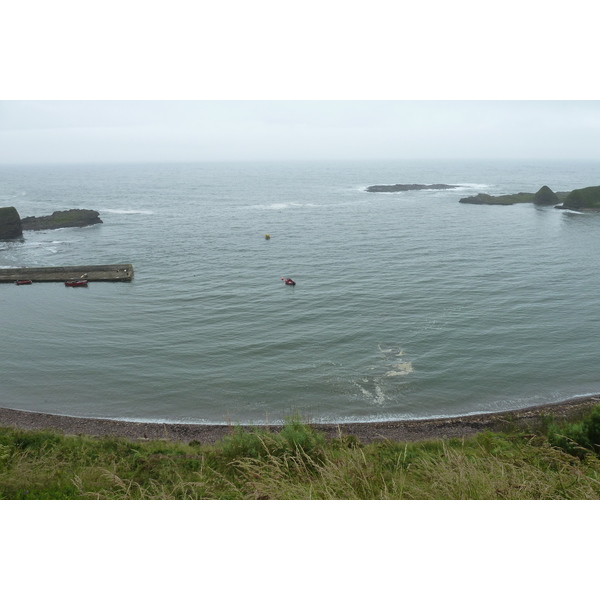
(0, 207, 102, 239)
(0, 206, 23, 239)
(21, 209, 102, 231)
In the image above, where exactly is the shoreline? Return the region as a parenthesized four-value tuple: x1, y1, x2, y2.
(1, 395, 599, 444)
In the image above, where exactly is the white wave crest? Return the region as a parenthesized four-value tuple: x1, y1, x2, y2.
(455, 183, 490, 189)
(247, 202, 318, 210)
(101, 209, 155, 215)
(378, 344, 404, 356)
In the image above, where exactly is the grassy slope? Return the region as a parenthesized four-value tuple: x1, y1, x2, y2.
(563, 186, 600, 210)
(2, 410, 600, 500)
(460, 191, 570, 205)
(22, 210, 97, 228)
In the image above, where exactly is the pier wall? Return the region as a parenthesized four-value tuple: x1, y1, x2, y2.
(0, 264, 134, 282)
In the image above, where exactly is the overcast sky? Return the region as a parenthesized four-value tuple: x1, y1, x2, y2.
(1, 100, 600, 164)
(3, 3, 599, 165)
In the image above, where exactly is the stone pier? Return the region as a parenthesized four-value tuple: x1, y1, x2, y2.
(0, 264, 134, 283)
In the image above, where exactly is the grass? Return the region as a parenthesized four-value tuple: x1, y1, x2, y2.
(563, 185, 600, 210)
(460, 192, 536, 205)
(460, 191, 570, 206)
(2, 411, 600, 500)
(542, 404, 600, 458)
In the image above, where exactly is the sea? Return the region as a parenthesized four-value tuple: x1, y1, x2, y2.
(1, 160, 599, 424)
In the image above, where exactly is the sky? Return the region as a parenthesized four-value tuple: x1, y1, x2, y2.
(2, 100, 600, 163)
(3, 2, 600, 165)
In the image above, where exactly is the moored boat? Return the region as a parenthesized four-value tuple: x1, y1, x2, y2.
(15, 280, 32, 285)
(65, 280, 88, 287)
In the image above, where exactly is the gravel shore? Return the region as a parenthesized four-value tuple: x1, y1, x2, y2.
(2, 395, 599, 445)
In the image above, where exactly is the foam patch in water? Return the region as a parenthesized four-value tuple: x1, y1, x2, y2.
(355, 378, 389, 405)
(385, 362, 413, 377)
(102, 209, 155, 215)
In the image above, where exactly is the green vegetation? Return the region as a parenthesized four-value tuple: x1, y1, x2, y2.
(460, 184, 600, 209)
(466, 192, 537, 205)
(20, 209, 102, 231)
(543, 404, 600, 459)
(459, 189, 569, 206)
(562, 185, 600, 210)
(48, 211, 87, 226)
(2, 411, 600, 499)
(533, 185, 560, 205)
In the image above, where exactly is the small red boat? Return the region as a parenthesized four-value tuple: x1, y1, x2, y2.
(281, 277, 296, 286)
(65, 280, 88, 287)
(16, 280, 32, 285)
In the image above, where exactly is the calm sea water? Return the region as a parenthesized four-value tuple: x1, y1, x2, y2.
(1, 160, 599, 424)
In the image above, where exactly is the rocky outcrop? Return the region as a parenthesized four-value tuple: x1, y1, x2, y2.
(0, 206, 24, 239)
(21, 209, 102, 231)
(533, 185, 560, 205)
(559, 185, 600, 211)
(459, 192, 535, 205)
(460, 188, 569, 206)
(366, 183, 460, 193)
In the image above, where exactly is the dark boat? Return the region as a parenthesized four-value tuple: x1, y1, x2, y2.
(65, 280, 88, 287)
(281, 277, 296, 286)
(16, 280, 32, 285)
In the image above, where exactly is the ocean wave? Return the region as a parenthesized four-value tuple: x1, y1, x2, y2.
(10, 239, 76, 251)
(101, 209, 155, 215)
(418, 184, 489, 193)
(363, 183, 490, 193)
(455, 183, 490, 189)
(246, 202, 319, 210)
(378, 345, 405, 357)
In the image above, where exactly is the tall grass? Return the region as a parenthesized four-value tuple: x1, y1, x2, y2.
(2, 411, 600, 499)
(541, 404, 600, 458)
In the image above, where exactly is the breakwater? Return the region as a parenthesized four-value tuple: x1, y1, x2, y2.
(0, 263, 133, 282)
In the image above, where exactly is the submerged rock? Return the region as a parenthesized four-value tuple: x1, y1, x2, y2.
(0, 206, 24, 239)
(21, 209, 102, 231)
(366, 183, 460, 193)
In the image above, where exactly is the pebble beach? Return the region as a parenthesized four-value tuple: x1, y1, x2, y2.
(2, 395, 599, 445)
